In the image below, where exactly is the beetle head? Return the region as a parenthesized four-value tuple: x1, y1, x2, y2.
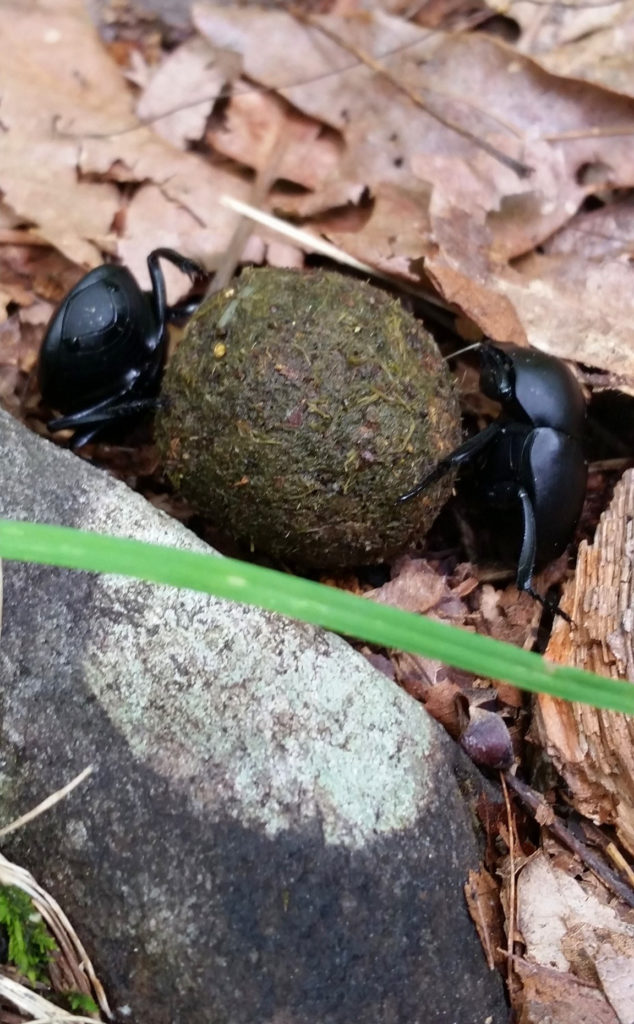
(479, 341, 586, 435)
(479, 343, 517, 409)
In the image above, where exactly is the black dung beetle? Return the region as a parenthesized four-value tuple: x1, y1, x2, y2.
(398, 342, 587, 619)
(39, 247, 203, 446)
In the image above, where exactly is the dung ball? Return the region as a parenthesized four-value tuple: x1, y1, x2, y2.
(156, 267, 462, 569)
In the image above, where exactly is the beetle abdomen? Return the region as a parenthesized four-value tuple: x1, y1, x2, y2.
(40, 265, 157, 413)
(524, 428, 587, 562)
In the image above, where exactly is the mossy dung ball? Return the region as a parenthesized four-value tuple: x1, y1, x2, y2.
(156, 268, 462, 568)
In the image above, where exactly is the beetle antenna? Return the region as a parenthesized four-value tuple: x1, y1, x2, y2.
(444, 341, 483, 361)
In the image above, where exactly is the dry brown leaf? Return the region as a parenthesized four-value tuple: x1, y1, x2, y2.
(194, 9, 634, 234)
(411, 31, 634, 257)
(515, 959, 620, 1024)
(543, 194, 634, 260)
(194, 2, 446, 224)
(596, 947, 634, 1023)
(136, 35, 229, 148)
(313, 183, 437, 283)
(425, 253, 527, 343)
(191, 5, 634, 370)
(492, 253, 634, 380)
(0, 319, 22, 405)
(0, 0, 252, 278)
(193, 6, 536, 201)
(116, 177, 248, 297)
(264, 240, 304, 269)
(527, 196, 634, 378)
(523, 0, 634, 99)
(1, 1, 121, 266)
(504, 0, 624, 62)
(365, 555, 468, 616)
(519, 852, 634, 953)
(391, 650, 464, 732)
(208, 89, 342, 191)
(536, 470, 634, 855)
(515, 852, 634, 1023)
(464, 867, 506, 970)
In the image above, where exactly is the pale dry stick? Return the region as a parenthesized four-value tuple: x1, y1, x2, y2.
(0, 230, 50, 247)
(23, 1014, 98, 1022)
(500, 772, 516, 992)
(519, 0, 622, 8)
(544, 124, 634, 141)
(606, 842, 634, 887)
(0, 766, 93, 839)
(218, 194, 453, 312)
(290, 9, 532, 178)
(27, 1020, 100, 1024)
(468, 877, 497, 970)
(0, 974, 99, 1023)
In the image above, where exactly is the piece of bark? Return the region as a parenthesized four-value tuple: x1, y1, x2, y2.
(535, 470, 634, 855)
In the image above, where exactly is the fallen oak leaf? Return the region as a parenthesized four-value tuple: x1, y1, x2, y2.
(290, 7, 532, 177)
(0, 0, 252, 281)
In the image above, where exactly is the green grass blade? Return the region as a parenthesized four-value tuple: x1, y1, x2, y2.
(0, 518, 631, 715)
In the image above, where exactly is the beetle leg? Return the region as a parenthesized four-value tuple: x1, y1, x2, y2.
(397, 420, 503, 503)
(149, 248, 203, 281)
(165, 299, 200, 322)
(516, 486, 572, 624)
(146, 249, 205, 341)
(69, 427, 101, 450)
(515, 486, 537, 592)
(49, 396, 160, 432)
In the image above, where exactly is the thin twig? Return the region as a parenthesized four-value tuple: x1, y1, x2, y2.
(504, 772, 634, 908)
(544, 124, 634, 142)
(606, 841, 634, 887)
(500, 773, 516, 991)
(0, 231, 50, 247)
(0, 973, 98, 1022)
(218, 194, 452, 311)
(0, 767, 94, 839)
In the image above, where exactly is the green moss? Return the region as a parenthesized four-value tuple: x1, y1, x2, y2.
(157, 268, 461, 568)
(0, 885, 57, 983)
(64, 990, 100, 1015)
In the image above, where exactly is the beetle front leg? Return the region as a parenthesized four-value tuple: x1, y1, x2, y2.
(48, 395, 162, 434)
(397, 420, 503, 503)
(516, 487, 572, 624)
(515, 486, 538, 594)
(146, 249, 204, 336)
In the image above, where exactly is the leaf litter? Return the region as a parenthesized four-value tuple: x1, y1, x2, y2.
(3, 0, 634, 1020)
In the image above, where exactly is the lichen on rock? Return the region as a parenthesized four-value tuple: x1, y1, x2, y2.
(156, 267, 462, 568)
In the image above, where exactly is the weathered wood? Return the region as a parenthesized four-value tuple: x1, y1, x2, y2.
(535, 470, 634, 855)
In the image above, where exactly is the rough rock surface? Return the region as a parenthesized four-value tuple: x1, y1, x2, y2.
(0, 409, 506, 1023)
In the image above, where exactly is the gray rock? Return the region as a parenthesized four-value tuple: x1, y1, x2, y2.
(0, 409, 506, 1023)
